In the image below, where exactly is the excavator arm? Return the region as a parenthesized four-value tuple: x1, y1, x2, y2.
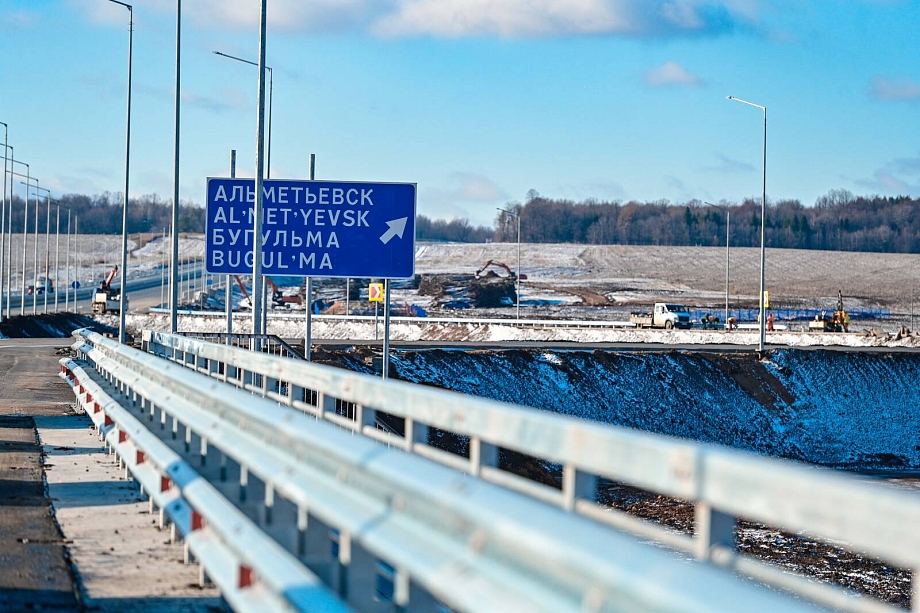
(101, 266, 118, 291)
(233, 275, 250, 301)
(474, 260, 527, 280)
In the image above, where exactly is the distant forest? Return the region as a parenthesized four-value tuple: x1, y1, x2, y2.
(484, 189, 920, 254)
(5, 192, 204, 235)
(8, 188, 920, 254)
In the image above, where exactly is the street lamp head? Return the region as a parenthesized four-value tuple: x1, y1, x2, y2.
(726, 96, 734, 100)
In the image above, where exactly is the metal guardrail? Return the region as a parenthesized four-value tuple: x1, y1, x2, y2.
(146, 309, 640, 329)
(62, 329, 831, 613)
(142, 329, 920, 613)
(178, 332, 304, 359)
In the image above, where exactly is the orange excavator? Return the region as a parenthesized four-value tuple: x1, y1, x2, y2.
(475, 260, 527, 280)
(233, 275, 302, 309)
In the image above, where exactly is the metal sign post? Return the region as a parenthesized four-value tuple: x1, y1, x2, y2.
(226, 150, 235, 344)
(304, 153, 315, 362)
(369, 281, 384, 355)
(382, 279, 391, 380)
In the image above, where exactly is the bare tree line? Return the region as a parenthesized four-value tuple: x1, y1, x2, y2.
(13, 188, 919, 254)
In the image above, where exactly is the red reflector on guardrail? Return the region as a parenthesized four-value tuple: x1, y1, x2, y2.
(191, 510, 204, 532)
(239, 565, 254, 589)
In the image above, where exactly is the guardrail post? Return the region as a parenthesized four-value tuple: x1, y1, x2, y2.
(200, 437, 208, 467)
(562, 465, 597, 512)
(334, 531, 352, 599)
(297, 506, 309, 556)
(470, 438, 498, 477)
(695, 502, 736, 561)
(357, 404, 376, 433)
(263, 484, 274, 525)
(405, 419, 428, 452)
(319, 392, 336, 417)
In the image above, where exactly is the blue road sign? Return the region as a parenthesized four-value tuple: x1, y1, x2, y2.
(71, 281, 81, 289)
(206, 178, 416, 279)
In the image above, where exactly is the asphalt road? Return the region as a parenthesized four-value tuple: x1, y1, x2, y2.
(0, 338, 79, 611)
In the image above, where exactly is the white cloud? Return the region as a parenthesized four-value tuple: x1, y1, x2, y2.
(890, 152, 920, 177)
(155, 0, 382, 33)
(645, 61, 702, 87)
(0, 10, 38, 31)
(420, 172, 508, 222)
(375, 0, 750, 38)
(704, 153, 753, 173)
(871, 77, 920, 102)
(76, 0, 755, 38)
(855, 157, 920, 197)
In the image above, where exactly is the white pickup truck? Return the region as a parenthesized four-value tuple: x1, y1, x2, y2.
(630, 303, 692, 329)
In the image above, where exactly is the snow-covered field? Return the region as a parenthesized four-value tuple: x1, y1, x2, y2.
(15, 233, 915, 345)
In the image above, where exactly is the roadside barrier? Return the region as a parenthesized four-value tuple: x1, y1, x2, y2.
(61, 328, 920, 612)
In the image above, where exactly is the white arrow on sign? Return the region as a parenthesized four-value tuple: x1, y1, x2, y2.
(379, 217, 408, 244)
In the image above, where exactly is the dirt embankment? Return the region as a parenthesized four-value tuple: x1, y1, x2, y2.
(312, 345, 919, 606)
(315, 346, 920, 471)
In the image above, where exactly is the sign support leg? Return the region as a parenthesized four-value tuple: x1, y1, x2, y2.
(304, 153, 315, 361)
(304, 278, 312, 362)
(226, 150, 235, 344)
(382, 279, 390, 380)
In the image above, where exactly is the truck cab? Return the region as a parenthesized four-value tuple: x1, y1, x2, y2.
(654, 303, 691, 329)
(630, 302, 692, 329)
(27, 276, 54, 295)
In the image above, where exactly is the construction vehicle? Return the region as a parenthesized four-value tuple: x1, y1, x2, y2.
(475, 260, 527, 280)
(808, 290, 849, 332)
(630, 303, 692, 329)
(234, 276, 301, 310)
(92, 266, 126, 314)
(27, 276, 54, 295)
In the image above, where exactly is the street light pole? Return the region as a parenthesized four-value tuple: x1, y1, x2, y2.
(109, 0, 133, 344)
(213, 51, 273, 178)
(19, 171, 32, 316)
(727, 95, 767, 352)
(498, 207, 522, 319)
(65, 209, 71, 312)
(5, 146, 13, 319)
(705, 202, 731, 327)
(0, 122, 7, 324)
(251, 0, 269, 340)
(31, 186, 52, 314)
(170, 0, 181, 334)
(54, 205, 60, 312)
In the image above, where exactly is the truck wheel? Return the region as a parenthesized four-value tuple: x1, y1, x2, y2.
(665, 320, 674, 330)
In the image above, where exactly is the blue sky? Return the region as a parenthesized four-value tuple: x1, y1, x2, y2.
(1, 0, 918, 226)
